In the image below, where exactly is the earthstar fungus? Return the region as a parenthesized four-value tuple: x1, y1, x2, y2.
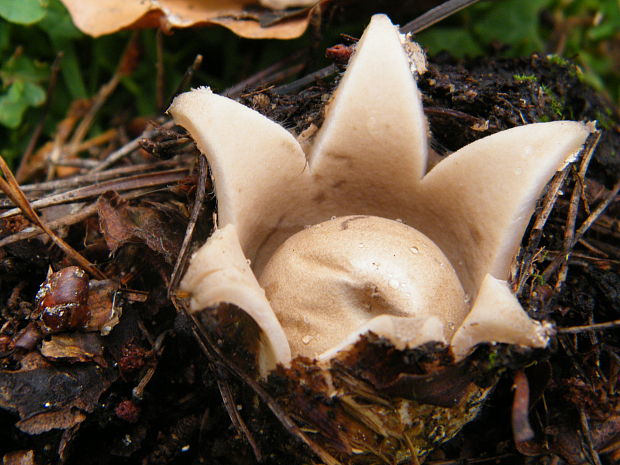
(172, 15, 590, 378)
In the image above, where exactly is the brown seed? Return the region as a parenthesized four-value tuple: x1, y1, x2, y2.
(36, 267, 89, 333)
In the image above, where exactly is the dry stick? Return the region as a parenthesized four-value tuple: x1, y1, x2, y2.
(0, 168, 189, 219)
(65, 74, 122, 154)
(400, 0, 481, 34)
(426, 455, 516, 465)
(89, 119, 172, 173)
(224, 50, 307, 97)
(542, 170, 620, 284)
(166, 154, 266, 457)
(541, 132, 601, 286)
(555, 131, 600, 289)
(16, 52, 64, 183)
(51, 159, 99, 169)
(168, 156, 208, 297)
(166, 159, 263, 458)
(579, 408, 604, 465)
(214, 369, 263, 462)
(514, 168, 570, 294)
(576, 238, 609, 258)
(0, 187, 169, 247)
(558, 319, 620, 335)
(0, 156, 106, 279)
(165, 54, 203, 109)
(573, 176, 620, 245)
(0, 157, 190, 197)
(74, 128, 118, 154)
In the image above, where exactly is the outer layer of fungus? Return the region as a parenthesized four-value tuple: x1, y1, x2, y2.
(171, 15, 591, 375)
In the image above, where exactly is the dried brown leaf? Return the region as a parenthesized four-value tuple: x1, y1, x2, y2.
(0, 352, 116, 434)
(97, 192, 183, 264)
(40, 333, 106, 366)
(60, 0, 316, 39)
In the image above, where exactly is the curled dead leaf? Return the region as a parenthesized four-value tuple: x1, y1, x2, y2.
(0, 352, 116, 434)
(59, 0, 318, 39)
(97, 192, 184, 265)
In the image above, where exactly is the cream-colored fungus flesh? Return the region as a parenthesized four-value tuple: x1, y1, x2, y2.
(173, 14, 592, 375)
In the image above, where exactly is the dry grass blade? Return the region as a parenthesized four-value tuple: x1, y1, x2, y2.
(0, 156, 106, 279)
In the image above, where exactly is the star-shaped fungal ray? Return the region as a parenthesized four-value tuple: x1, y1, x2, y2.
(309, 15, 428, 210)
(414, 121, 591, 296)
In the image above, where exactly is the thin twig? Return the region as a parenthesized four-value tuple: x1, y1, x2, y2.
(574, 176, 620, 245)
(579, 408, 604, 465)
(555, 131, 600, 288)
(0, 168, 189, 219)
(400, 0, 481, 34)
(166, 55, 203, 109)
(541, 132, 602, 285)
(0, 186, 181, 248)
(225, 50, 307, 97)
(558, 319, 620, 335)
(425, 454, 515, 465)
(215, 370, 263, 461)
(515, 168, 570, 294)
(0, 156, 105, 279)
(66, 33, 139, 156)
(168, 156, 208, 297)
(89, 119, 172, 173)
(65, 75, 121, 155)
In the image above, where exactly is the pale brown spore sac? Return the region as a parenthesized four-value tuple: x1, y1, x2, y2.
(258, 216, 468, 359)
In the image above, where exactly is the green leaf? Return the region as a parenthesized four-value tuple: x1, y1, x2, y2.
(0, 22, 9, 55)
(38, 0, 82, 41)
(0, 80, 45, 128)
(472, 0, 552, 55)
(0, 0, 48, 25)
(417, 27, 483, 58)
(49, 36, 86, 98)
(0, 52, 49, 86)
